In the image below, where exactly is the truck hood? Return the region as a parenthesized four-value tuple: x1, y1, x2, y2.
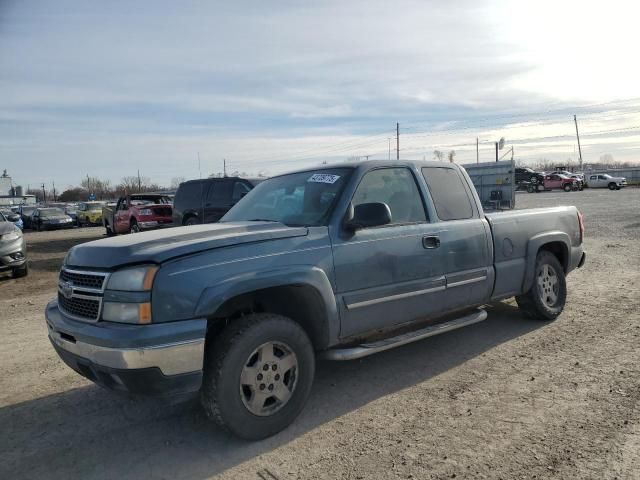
(65, 221, 308, 269)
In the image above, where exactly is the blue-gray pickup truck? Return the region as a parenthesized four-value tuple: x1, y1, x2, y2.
(46, 160, 586, 439)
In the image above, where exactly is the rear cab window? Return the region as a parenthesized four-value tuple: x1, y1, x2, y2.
(421, 167, 474, 221)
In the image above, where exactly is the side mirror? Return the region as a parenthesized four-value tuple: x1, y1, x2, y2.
(344, 202, 392, 231)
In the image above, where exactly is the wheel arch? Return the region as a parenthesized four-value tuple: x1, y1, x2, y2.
(522, 232, 570, 293)
(195, 267, 339, 351)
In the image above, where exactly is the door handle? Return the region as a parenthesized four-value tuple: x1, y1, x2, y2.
(422, 235, 440, 249)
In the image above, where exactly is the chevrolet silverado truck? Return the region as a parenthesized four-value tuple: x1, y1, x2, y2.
(102, 194, 173, 235)
(46, 160, 586, 440)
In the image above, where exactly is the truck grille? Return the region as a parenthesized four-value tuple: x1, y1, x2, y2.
(58, 268, 109, 322)
(58, 292, 101, 321)
(59, 269, 106, 290)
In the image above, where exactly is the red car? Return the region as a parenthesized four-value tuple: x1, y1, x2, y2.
(543, 173, 579, 192)
(103, 194, 173, 235)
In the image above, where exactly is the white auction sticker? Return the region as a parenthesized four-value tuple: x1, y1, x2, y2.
(308, 174, 340, 184)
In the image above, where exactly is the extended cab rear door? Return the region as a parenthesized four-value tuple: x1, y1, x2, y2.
(420, 166, 494, 312)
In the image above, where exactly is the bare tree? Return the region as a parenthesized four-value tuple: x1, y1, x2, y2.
(433, 150, 444, 161)
(448, 150, 456, 163)
(170, 177, 186, 189)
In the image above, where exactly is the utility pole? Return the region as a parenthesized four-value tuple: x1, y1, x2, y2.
(52, 181, 56, 202)
(223, 159, 227, 177)
(476, 137, 479, 164)
(574, 115, 583, 169)
(198, 152, 202, 179)
(396, 122, 400, 160)
(511, 146, 514, 161)
(388, 138, 391, 160)
(137, 169, 141, 192)
(495, 142, 499, 162)
(41, 183, 46, 203)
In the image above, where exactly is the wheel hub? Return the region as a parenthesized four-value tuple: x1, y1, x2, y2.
(240, 341, 298, 416)
(537, 264, 559, 307)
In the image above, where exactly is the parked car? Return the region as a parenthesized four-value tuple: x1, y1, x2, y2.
(76, 201, 106, 226)
(555, 170, 584, 190)
(543, 173, 579, 192)
(172, 177, 264, 226)
(515, 167, 545, 185)
(46, 160, 586, 440)
(1, 210, 24, 230)
(0, 212, 27, 277)
(585, 173, 627, 190)
(64, 204, 78, 224)
(102, 194, 173, 235)
(32, 207, 74, 231)
(19, 206, 36, 229)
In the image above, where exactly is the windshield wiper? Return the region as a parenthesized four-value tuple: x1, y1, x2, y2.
(247, 218, 279, 223)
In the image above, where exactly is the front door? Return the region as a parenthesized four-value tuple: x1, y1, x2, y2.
(331, 167, 447, 338)
(114, 198, 129, 233)
(203, 179, 233, 223)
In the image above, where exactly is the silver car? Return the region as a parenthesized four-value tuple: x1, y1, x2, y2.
(0, 212, 28, 277)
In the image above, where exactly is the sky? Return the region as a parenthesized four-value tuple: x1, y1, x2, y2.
(1, 0, 640, 191)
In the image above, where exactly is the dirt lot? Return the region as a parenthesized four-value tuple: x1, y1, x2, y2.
(1, 189, 639, 480)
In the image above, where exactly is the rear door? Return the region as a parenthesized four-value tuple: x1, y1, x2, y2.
(203, 179, 233, 223)
(420, 166, 493, 312)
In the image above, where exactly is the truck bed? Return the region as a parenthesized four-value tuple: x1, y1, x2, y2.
(485, 206, 582, 300)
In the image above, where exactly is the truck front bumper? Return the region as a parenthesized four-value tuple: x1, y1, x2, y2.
(45, 300, 206, 396)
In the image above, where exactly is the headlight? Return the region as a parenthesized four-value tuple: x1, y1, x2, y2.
(102, 302, 152, 324)
(139, 209, 153, 216)
(106, 265, 158, 291)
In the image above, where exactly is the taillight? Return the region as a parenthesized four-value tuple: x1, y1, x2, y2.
(577, 211, 585, 243)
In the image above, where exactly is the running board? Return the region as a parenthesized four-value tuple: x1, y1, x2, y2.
(321, 309, 488, 361)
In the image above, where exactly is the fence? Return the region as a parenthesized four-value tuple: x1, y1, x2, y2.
(461, 160, 515, 210)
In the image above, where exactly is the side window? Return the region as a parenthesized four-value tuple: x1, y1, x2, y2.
(421, 167, 474, 221)
(598, 175, 606, 180)
(206, 179, 233, 206)
(232, 181, 251, 202)
(352, 168, 426, 225)
(590, 175, 597, 180)
(176, 182, 204, 208)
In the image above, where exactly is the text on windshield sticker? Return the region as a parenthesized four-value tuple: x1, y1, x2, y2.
(308, 174, 340, 184)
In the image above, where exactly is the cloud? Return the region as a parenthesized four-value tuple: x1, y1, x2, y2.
(0, 0, 638, 188)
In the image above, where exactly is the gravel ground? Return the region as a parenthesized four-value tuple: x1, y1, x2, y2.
(1, 189, 639, 480)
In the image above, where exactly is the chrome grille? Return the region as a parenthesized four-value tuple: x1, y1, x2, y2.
(59, 269, 106, 290)
(58, 292, 101, 321)
(58, 268, 109, 322)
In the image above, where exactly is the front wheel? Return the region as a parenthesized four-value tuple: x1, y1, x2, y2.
(608, 183, 617, 190)
(184, 216, 199, 226)
(516, 251, 566, 321)
(527, 184, 535, 193)
(201, 313, 315, 440)
(129, 221, 140, 234)
(563, 183, 572, 192)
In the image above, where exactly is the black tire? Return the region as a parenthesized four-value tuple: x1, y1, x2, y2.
(105, 221, 115, 236)
(129, 221, 140, 234)
(563, 183, 572, 192)
(527, 185, 535, 193)
(184, 216, 199, 226)
(516, 250, 566, 321)
(12, 263, 28, 278)
(201, 313, 315, 440)
(608, 183, 616, 190)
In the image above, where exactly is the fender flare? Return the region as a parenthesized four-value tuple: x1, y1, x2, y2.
(194, 266, 339, 349)
(522, 231, 570, 293)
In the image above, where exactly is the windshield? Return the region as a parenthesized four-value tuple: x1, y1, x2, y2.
(39, 208, 65, 217)
(86, 203, 103, 211)
(602, 174, 612, 179)
(222, 168, 352, 227)
(129, 196, 171, 205)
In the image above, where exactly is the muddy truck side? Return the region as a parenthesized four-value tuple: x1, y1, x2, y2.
(47, 160, 585, 439)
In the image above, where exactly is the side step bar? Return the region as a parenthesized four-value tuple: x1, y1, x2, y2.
(321, 308, 488, 361)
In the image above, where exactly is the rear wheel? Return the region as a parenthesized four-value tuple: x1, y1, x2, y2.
(516, 251, 566, 321)
(608, 183, 617, 190)
(201, 313, 315, 440)
(184, 216, 199, 226)
(12, 263, 28, 278)
(129, 221, 140, 233)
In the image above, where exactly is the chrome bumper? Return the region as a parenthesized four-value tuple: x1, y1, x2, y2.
(48, 325, 204, 376)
